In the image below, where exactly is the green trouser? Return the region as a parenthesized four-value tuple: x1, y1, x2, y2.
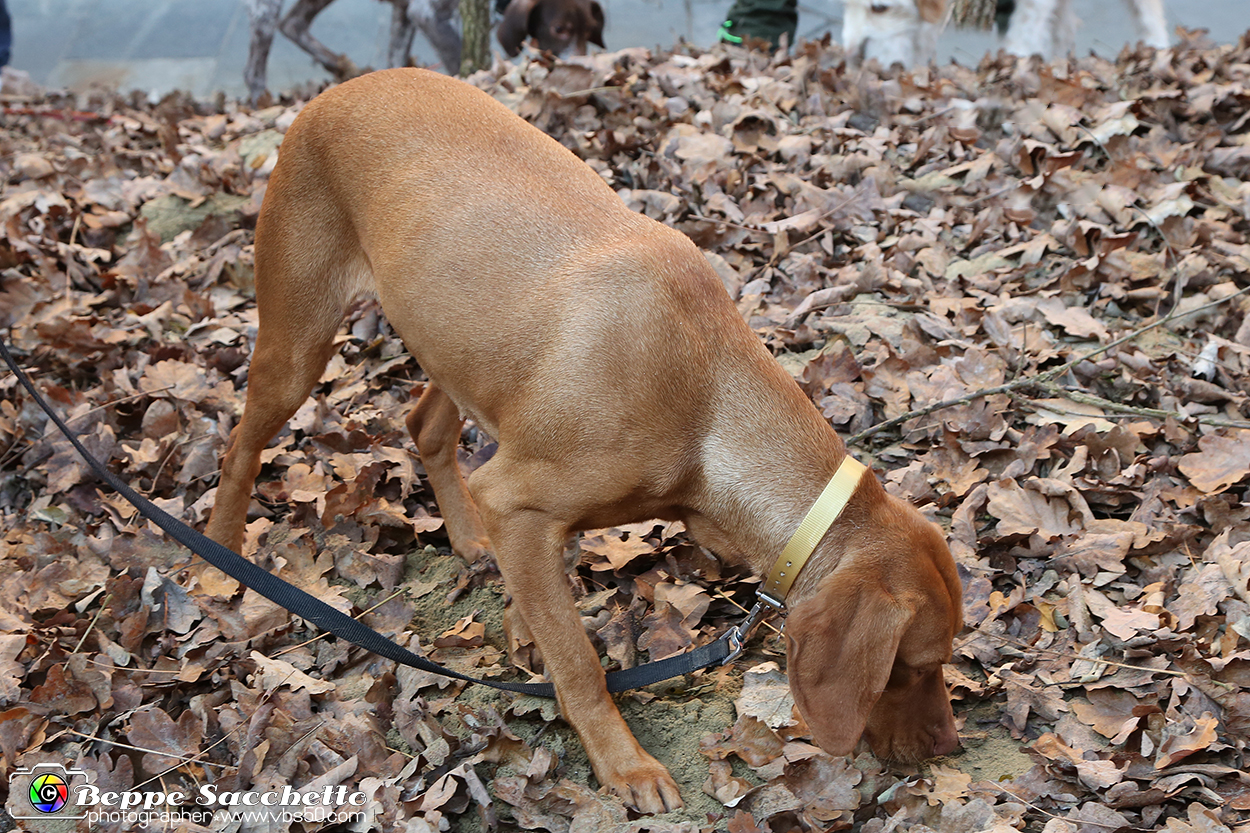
(717, 0, 797, 48)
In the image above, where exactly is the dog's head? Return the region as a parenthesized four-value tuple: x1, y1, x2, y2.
(498, 0, 606, 58)
(784, 490, 961, 762)
(842, 0, 946, 66)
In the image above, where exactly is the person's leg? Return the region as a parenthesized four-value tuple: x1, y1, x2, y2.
(0, 0, 12, 67)
(717, 0, 796, 49)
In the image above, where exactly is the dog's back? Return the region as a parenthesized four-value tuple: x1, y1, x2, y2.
(257, 69, 761, 494)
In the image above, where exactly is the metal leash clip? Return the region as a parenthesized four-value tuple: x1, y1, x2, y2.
(723, 591, 785, 665)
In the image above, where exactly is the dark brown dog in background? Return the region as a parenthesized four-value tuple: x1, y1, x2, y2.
(497, 0, 604, 57)
(205, 69, 962, 813)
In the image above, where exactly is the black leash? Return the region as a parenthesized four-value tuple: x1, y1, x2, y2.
(2, 335, 749, 697)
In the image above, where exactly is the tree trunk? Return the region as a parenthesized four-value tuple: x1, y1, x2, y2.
(459, 0, 491, 76)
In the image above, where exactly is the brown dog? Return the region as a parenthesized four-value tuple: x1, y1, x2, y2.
(497, 0, 604, 57)
(205, 68, 962, 813)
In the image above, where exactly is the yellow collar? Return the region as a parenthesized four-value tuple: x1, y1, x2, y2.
(722, 455, 869, 664)
(760, 456, 867, 606)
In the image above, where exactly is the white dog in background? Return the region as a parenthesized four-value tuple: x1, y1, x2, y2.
(842, 0, 1170, 65)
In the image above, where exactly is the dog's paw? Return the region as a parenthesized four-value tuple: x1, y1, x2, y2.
(451, 535, 494, 566)
(599, 753, 683, 814)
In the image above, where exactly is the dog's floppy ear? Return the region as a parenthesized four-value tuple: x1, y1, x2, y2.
(588, 1, 605, 48)
(498, 0, 538, 56)
(784, 569, 916, 755)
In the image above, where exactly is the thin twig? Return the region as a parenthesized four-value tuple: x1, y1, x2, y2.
(71, 594, 111, 655)
(714, 591, 783, 637)
(981, 782, 1123, 830)
(556, 85, 622, 97)
(967, 630, 1188, 678)
(903, 105, 957, 128)
(132, 660, 328, 792)
(140, 432, 211, 504)
(689, 188, 866, 237)
(849, 284, 1250, 444)
(0, 383, 178, 470)
(82, 658, 181, 673)
(67, 211, 82, 251)
(687, 213, 774, 234)
(62, 728, 235, 770)
(385, 744, 417, 759)
(1037, 383, 1250, 430)
(271, 588, 408, 658)
(962, 181, 1021, 208)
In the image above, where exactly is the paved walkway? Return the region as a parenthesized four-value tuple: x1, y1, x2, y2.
(7, 0, 1248, 100)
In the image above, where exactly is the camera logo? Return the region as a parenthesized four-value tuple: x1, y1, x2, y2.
(29, 770, 69, 813)
(10, 764, 88, 819)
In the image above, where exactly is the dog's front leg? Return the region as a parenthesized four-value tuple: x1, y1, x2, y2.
(471, 458, 683, 813)
(279, 0, 361, 79)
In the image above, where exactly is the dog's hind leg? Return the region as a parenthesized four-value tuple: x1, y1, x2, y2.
(405, 384, 492, 563)
(206, 175, 364, 555)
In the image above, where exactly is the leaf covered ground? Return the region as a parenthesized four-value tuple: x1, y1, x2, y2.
(2, 28, 1250, 833)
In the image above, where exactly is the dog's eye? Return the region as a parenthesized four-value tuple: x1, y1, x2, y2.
(870, 3, 890, 12)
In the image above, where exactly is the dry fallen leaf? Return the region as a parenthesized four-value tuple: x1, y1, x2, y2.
(3, 32, 1250, 833)
(736, 662, 798, 730)
(250, 651, 336, 695)
(1177, 430, 1250, 493)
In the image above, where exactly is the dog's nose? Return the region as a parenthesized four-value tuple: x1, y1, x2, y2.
(933, 724, 960, 757)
